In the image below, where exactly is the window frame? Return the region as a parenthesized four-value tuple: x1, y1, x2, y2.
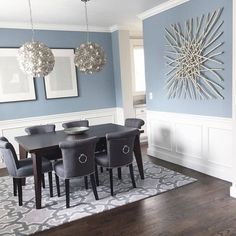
(130, 38, 146, 96)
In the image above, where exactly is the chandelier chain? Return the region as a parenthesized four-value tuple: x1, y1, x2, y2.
(84, 1, 90, 42)
(28, 0, 35, 42)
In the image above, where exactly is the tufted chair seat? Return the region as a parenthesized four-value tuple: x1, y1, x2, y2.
(17, 158, 52, 177)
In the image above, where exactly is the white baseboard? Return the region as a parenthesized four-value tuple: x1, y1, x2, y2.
(147, 110, 233, 182)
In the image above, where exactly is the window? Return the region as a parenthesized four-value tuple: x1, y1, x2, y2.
(130, 39, 146, 94)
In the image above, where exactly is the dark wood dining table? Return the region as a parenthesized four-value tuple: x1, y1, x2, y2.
(15, 123, 144, 209)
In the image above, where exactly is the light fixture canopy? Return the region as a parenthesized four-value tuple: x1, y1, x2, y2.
(18, 0, 55, 77)
(74, 0, 107, 74)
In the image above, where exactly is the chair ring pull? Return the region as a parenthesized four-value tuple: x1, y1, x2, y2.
(122, 145, 130, 155)
(78, 153, 87, 164)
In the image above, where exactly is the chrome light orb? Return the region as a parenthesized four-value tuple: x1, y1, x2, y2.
(18, 41, 55, 77)
(18, 0, 55, 78)
(74, 0, 107, 74)
(74, 42, 107, 74)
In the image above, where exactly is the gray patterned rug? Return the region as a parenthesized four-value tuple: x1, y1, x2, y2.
(0, 161, 196, 236)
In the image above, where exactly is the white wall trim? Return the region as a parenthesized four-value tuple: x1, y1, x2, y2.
(230, 0, 236, 197)
(0, 22, 111, 33)
(230, 186, 236, 198)
(147, 110, 232, 124)
(148, 147, 232, 182)
(0, 22, 142, 34)
(0, 107, 118, 168)
(115, 107, 125, 125)
(138, 0, 190, 20)
(0, 108, 116, 127)
(110, 25, 131, 32)
(147, 110, 233, 182)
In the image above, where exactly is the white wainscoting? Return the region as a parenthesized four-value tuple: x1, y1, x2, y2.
(0, 108, 117, 168)
(116, 107, 125, 125)
(147, 111, 233, 182)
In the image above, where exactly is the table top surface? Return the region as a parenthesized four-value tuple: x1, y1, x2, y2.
(15, 123, 136, 153)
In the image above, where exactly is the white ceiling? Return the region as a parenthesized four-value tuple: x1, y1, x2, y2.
(0, 0, 167, 32)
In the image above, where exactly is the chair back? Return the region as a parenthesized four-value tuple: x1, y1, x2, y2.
(25, 124, 55, 135)
(62, 120, 89, 129)
(106, 129, 139, 168)
(125, 118, 145, 129)
(0, 137, 19, 177)
(59, 137, 98, 178)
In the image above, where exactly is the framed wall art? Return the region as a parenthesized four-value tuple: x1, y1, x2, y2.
(0, 48, 36, 103)
(44, 48, 78, 99)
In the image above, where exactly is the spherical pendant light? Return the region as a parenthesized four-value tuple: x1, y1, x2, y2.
(18, 0, 54, 78)
(18, 41, 55, 77)
(74, 0, 107, 74)
(74, 42, 107, 74)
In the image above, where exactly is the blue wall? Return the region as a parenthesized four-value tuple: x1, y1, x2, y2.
(0, 28, 116, 120)
(111, 31, 123, 107)
(143, 0, 232, 117)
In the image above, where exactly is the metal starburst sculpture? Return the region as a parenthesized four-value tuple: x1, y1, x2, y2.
(18, 0, 55, 77)
(165, 8, 224, 99)
(74, 0, 107, 74)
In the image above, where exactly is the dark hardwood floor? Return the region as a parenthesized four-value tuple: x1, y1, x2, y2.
(2, 146, 236, 236)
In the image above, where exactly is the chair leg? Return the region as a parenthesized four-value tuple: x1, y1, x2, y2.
(13, 178, 17, 196)
(65, 179, 70, 208)
(129, 164, 136, 188)
(41, 174, 45, 189)
(48, 172, 53, 197)
(95, 165, 99, 186)
(17, 179, 23, 206)
(109, 169, 114, 196)
(84, 176, 88, 190)
(118, 167, 122, 180)
(100, 167, 103, 173)
(55, 174, 60, 197)
(90, 174, 99, 200)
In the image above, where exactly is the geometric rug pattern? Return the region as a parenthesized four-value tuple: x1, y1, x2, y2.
(0, 161, 196, 235)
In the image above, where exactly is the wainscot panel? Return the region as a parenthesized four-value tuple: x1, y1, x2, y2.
(0, 108, 117, 168)
(147, 110, 233, 181)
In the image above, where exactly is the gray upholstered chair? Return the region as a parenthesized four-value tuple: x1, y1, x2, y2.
(54, 137, 99, 208)
(62, 120, 105, 169)
(125, 118, 145, 129)
(25, 124, 61, 162)
(117, 118, 145, 179)
(0, 137, 53, 206)
(95, 129, 139, 196)
(25, 124, 56, 135)
(62, 120, 89, 129)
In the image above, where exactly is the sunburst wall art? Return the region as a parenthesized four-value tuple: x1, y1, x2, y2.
(165, 8, 225, 100)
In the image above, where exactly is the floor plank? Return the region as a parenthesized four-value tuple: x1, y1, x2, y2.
(2, 146, 236, 236)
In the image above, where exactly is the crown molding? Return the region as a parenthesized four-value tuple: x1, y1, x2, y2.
(110, 25, 132, 32)
(109, 24, 142, 36)
(138, 0, 190, 20)
(0, 22, 142, 34)
(0, 21, 111, 33)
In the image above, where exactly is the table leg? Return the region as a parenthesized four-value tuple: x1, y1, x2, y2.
(19, 145, 27, 185)
(32, 153, 42, 209)
(134, 134, 144, 179)
(19, 145, 27, 160)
